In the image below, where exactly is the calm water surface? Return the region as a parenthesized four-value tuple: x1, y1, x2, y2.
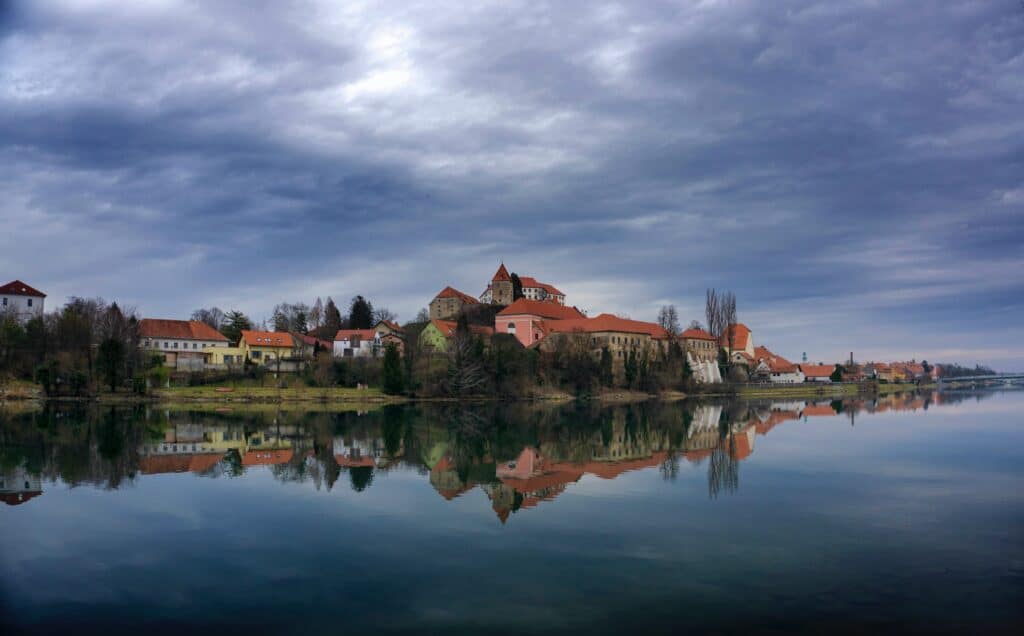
(1, 390, 1022, 634)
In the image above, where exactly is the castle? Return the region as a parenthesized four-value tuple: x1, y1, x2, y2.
(429, 264, 565, 321)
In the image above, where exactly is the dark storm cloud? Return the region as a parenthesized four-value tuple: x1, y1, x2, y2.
(1, 0, 1022, 367)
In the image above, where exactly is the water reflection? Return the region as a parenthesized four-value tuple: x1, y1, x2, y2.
(1, 389, 992, 519)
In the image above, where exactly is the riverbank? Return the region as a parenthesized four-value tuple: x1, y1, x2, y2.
(1, 379, 936, 408)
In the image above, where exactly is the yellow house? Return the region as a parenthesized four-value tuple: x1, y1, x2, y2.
(238, 330, 296, 364)
(205, 346, 246, 368)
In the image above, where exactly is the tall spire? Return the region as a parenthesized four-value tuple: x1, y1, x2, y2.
(492, 262, 511, 282)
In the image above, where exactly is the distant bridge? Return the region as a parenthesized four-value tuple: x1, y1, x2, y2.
(938, 374, 1024, 384)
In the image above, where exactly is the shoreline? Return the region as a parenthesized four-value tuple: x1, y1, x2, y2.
(1, 381, 939, 408)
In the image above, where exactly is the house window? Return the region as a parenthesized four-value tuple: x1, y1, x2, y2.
(2, 298, 6, 306)
(172, 342, 178, 349)
(27, 299, 32, 307)
(164, 342, 169, 348)
(252, 351, 262, 359)
(193, 343, 198, 349)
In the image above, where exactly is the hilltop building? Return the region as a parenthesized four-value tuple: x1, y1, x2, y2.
(429, 286, 478, 320)
(480, 264, 565, 306)
(0, 280, 45, 323)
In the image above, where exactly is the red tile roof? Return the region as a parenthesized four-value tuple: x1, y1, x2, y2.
(0, 280, 45, 297)
(296, 333, 333, 348)
(334, 329, 378, 341)
(754, 346, 798, 373)
(497, 298, 586, 320)
(799, 364, 836, 378)
(430, 319, 495, 338)
(242, 450, 294, 465)
(240, 330, 294, 348)
(434, 286, 479, 304)
(139, 319, 229, 342)
(517, 276, 564, 297)
(0, 491, 42, 506)
(491, 263, 511, 282)
(540, 313, 669, 338)
(680, 327, 716, 341)
(720, 323, 751, 350)
(802, 404, 838, 417)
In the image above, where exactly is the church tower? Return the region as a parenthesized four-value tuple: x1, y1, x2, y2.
(490, 263, 514, 306)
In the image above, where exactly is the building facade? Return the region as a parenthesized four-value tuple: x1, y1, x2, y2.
(495, 298, 586, 347)
(139, 319, 230, 371)
(0, 280, 45, 324)
(429, 286, 479, 320)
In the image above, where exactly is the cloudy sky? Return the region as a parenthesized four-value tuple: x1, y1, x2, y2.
(1, 0, 1022, 368)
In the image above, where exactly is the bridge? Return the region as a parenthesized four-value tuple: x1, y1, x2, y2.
(937, 373, 1024, 384)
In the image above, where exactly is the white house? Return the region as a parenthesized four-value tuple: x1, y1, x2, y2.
(800, 363, 836, 383)
(0, 280, 45, 323)
(333, 329, 384, 358)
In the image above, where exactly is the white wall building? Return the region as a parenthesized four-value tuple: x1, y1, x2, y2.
(333, 329, 383, 358)
(139, 319, 230, 371)
(0, 280, 45, 323)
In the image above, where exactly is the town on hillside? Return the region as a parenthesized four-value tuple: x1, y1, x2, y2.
(0, 270, 976, 396)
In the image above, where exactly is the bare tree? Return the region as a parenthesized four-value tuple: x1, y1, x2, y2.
(705, 289, 721, 341)
(373, 306, 398, 325)
(447, 317, 487, 396)
(657, 304, 680, 337)
(191, 307, 225, 330)
(309, 297, 324, 331)
(688, 320, 704, 330)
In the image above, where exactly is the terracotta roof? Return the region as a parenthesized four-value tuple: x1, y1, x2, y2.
(0, 491, 42, 506)
(296, 333, 333, 348)
(799, 363, 836, 378)
(0, 280, 45, 297)
(720, 323, 751, 350)
(139, 453, 223, 474)
(802, 404, 838, 417)
(377, 319, 404, 332)
(540, 313, 669, 338)
(434, 286, 479, 304)
(430, 319, 494, 338)
(240, 330, 294, 348)
(242, 450, 293, 465)
(680, 327, 715, 341)
(139, 319, 229, 342)
(498, 298, 586, 320)
(492, 263, 511, 282)
(334, 329, 378, 341)
(754, 346, 798, 373)
(517, 276, 564, 297)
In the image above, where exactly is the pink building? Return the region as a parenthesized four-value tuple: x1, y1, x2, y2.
(495, 298, 586, 347)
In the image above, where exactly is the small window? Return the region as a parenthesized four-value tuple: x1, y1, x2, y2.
(2, 298, 6, 306)
(27, 299, 32, 307)
(164, 342, 169, 348)
(172, 342, 178, 349)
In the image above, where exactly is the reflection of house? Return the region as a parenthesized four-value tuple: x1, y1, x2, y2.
(0, 466, 43, 506)
(802, 403, 838, 417)
(429, 286, 479, 320)
(139, 319, 230, 371)
(0, 280, 45, 323)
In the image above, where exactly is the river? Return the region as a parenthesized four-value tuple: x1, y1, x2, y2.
(1, 389, 1022, 634)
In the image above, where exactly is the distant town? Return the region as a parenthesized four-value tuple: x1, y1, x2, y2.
(0, 269, 998, 399)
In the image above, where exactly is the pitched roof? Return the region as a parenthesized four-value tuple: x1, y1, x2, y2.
(799, 363, 836, 378)
(492, 263, 511, 282)
(754, 345, 798, 373)
(540, 313, 669, 338)
(434, 286, 479, 304)
(335, 329, 378, 341)
(517, 276, 564, 297)
(497, 298, 586, 320)
(720, 323, 751, 350)
(0, 280, 45, 297)
(430, 319, 495, 338)
(240, 330, 294, 348)
(0, 491, 42, 506)
(242, 450, 294, 465)
(139, 319, 229, 342)
(680, 327, 715, 341)
(376, 319, 404, 332)
(802, 404, 838, 417)
(295, 333, 333, 349)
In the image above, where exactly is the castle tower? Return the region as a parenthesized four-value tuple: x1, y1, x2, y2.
(490, 263, 514, 306)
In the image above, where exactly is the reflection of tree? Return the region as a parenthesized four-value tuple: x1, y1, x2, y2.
(659, 452, 680, 481)
(707, 440, 738, 499)
(349, 466, 374, 492)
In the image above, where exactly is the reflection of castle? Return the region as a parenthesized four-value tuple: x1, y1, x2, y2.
(0, 466, 42, 506)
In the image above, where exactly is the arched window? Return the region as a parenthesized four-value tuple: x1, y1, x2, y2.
(507, 322, 516, 332)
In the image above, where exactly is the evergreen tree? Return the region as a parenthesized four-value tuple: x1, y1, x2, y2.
(323, 297, 343, 336)
(381, 342, 405, 395)
(220, 310, 252, 344)
(510, 273, 524, 301)
(97, 338, 125, 392)
(349, 295, 374, 329)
